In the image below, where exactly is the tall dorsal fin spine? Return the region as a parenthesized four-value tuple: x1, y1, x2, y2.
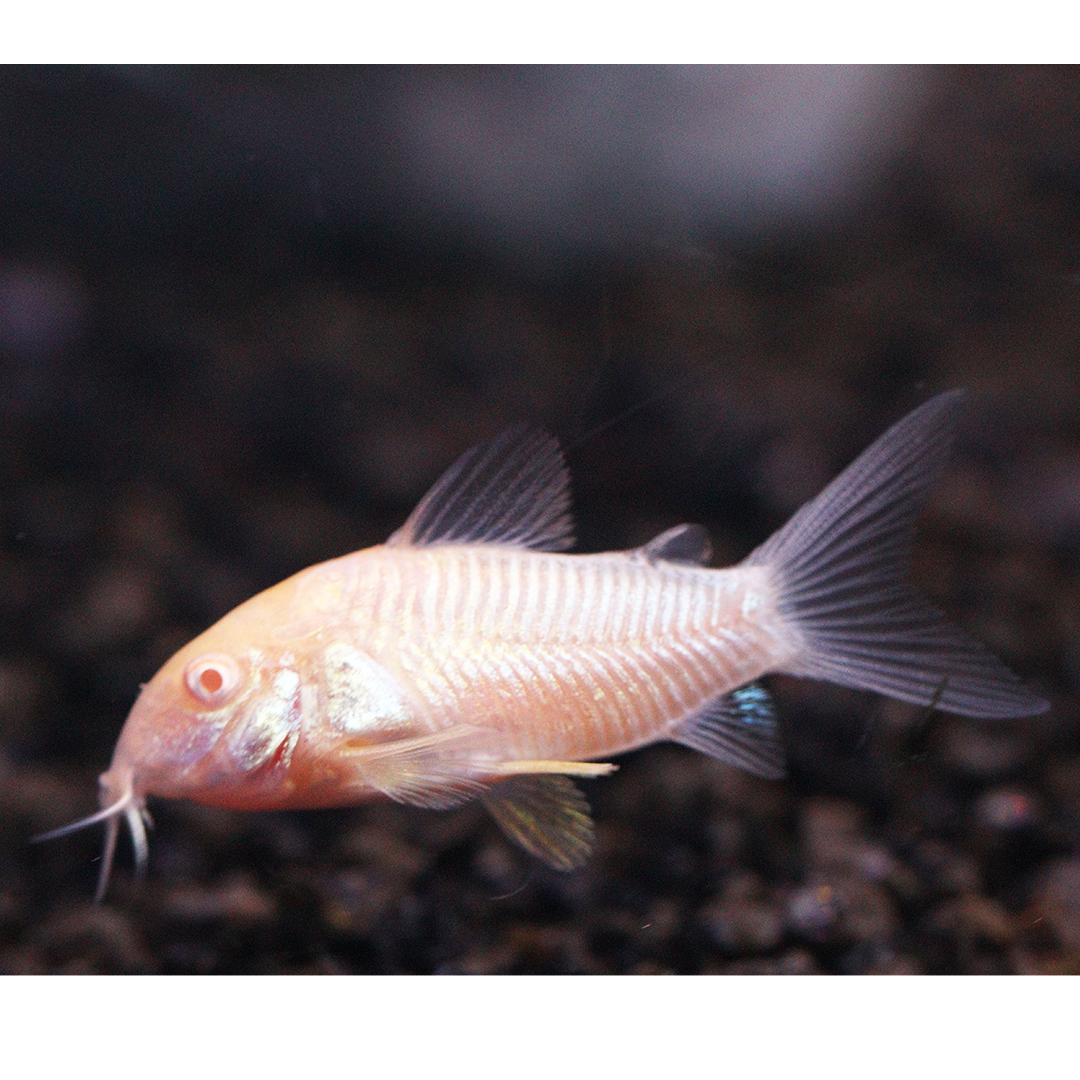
(385, 424, 575, 551)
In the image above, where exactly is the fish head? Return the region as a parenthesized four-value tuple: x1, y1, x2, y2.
(36, 567, 347, 901)
(102, 601, 308, 812)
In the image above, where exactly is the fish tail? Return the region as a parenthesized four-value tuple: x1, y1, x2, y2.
(743, 390, 1048, 719)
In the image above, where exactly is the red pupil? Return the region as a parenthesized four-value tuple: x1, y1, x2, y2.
(200, 668, 224, 694)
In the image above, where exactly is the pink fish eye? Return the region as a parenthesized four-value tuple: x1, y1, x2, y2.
(184, 654, 243, 706)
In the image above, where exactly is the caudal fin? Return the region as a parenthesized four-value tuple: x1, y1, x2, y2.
(743, 390, 1048, 719)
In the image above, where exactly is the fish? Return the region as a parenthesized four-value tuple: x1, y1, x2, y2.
(37, 389, 1048, 900)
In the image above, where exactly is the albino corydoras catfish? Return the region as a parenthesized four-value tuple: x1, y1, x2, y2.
(38, 390, 1048, 899)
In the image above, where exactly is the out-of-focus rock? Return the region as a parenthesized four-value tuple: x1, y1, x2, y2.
(320, 868, 406, 939)
(36, 905, 155, 974)
(786, 874, 900, 947)
(706, 812, 746, 864)
(0, 655, 54, 745)
(108, 488, 188, 568)
(1011, 857, 1080, 973)
(0, 891, 23, 945)
(909, 838, 983, 898)
(49, 562, 161, 655)
(157, 872, 277, 926)
(471, 841, 525, 893)
(929, 894, 1013, 946)
(638, 899, 683, 948)
(724, 948, 818, 974)
(923, 894, 1015, 974)
(338, 822, 432, 880)
(0, 263, 83, 357)
(16, 483, 95, 550)
(698, 871, 784, 954)
(754, 430, 832, 516)
(786, 881, 842, 942)
(1044, 757, 1080, 808)
(801, 798, 870, 870)
(800, 797, 914, 894)
(838, 940, 923, 974)
(1009, 446, 1080, 546)
(0, 755, 96, 836)
(971, 785, 1042, 833)
(938, 717, 1031, 777)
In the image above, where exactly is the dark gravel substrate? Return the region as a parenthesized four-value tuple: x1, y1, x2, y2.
(3, 67, 1080, 974)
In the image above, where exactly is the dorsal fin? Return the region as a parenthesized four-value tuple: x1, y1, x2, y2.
(385, 424, 575, 551)
(639, 523, 712, 566)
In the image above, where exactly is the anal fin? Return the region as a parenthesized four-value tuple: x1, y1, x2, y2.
(669, 683, 786, 780)
(482, 774, 595, 871)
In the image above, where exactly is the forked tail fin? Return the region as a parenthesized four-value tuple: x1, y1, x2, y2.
(743, 390, 1048, 719)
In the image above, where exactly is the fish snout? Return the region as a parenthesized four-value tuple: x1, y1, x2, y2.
(98, 765, 136, 809)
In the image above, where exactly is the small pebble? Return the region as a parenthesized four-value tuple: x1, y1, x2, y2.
(700, 872, 784, 954)
(972, 786, 1042, 832)
(1021, 858, 1080, 956)
(725, 948, 818, 975)
(158, 872, 277, 926)
(50, 563, 160, 655)
(939, 718, 1030, 777)
(786, 882, 842, 942)
(321, 869, 402, 937)
(787, 873, 899, 946)
(37, 905, 155, 974)
(910, 839, 983, 897)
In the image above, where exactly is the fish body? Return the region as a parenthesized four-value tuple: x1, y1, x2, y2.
(40, 391, 1049, 896)
(114, 545, 787, 813)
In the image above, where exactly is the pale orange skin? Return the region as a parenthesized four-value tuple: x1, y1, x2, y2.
(103, 553, 395, 813)
(100, 542, 790, 816)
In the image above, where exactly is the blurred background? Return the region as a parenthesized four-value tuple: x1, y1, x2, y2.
(2, 65, 1080, 973)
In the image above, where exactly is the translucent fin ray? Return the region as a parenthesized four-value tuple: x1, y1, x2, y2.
(482, 774, 595, 871)
(744, 390, 1048, 719)
(492, 760, 617, 778)
(385, 424, 574, 551)
(669, 683, 786, 779)
(341, 726, 492, 809)
(639, 523, 712, 566)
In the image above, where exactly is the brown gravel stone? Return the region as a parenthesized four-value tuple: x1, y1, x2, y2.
(699, 872, 785, 954)
(725, 948, 819, 974)
(157, 873, 277, 926)
(35, 905, 155, 974)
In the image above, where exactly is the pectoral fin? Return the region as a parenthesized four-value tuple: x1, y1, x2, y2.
(491, 760, 617, 778)
(482, 774, 596, 871)
(342, 727, 490, 810)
